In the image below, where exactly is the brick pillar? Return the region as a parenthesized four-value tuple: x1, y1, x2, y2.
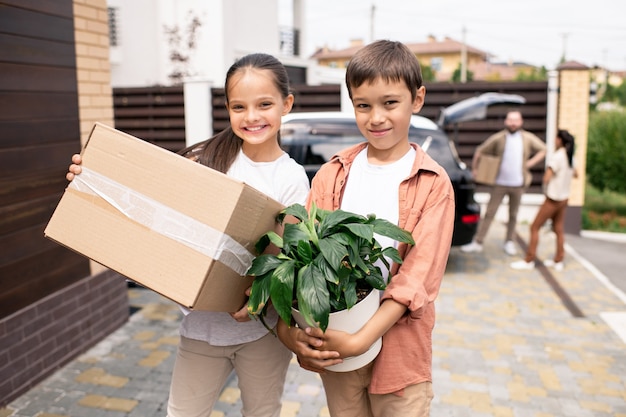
(74, 0, 115, 275)
(556, 62, 590, 235)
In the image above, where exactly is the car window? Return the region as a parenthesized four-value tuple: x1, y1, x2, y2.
(408, 128, 459, 172)
(280, 119, 464, 177)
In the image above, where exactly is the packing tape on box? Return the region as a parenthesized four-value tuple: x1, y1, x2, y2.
(69, 167, 255, 275)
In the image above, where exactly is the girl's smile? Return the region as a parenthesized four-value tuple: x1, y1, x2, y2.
(226, 69, 293, 161)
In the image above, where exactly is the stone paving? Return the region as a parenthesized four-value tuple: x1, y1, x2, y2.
(2, 221, 625, 417)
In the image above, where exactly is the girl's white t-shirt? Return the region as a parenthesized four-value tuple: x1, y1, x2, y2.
(179, 149, 309, 346)
(340, 146, 415, 283)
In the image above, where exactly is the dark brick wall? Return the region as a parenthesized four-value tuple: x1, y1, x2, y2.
(0, 0, 91, 319)
(0, 0, 129, 407)
(0, 270, 129, 407)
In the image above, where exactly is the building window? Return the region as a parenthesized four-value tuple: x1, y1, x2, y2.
(108, 7, 119, 47)
(430, 57, 443, 72)
(279, 26, 300, 56)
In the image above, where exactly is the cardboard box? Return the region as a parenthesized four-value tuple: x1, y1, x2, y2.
(474, 154, 500, 185)
(45, 123, 284, 312)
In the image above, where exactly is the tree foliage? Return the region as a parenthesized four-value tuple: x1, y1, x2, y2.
(164, 11, 202, 85)
(601, 80, 626, 106)
(420, 65, 436, 82)
(451, 63, 474, 82)
(587, 110, 626, 193)
(515, 66, 548, 81)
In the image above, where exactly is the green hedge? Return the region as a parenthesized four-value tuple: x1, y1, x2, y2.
(587, 111, 626, 193)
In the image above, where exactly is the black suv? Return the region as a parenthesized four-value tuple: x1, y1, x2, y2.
(280, 112, 480, 246)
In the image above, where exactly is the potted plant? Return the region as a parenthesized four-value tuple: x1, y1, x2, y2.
(246, 202, 415, 334)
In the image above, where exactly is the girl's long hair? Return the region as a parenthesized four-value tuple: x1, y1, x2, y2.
(557, 129, 575, 167)
(178, 53, 291, 173)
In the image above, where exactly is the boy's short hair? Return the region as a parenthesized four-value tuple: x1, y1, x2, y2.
(346, 40, 423, 101)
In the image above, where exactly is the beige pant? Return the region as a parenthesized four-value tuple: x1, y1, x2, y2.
(320, 362, 434, 417)
(167, 333, 292, 417)
(475, 185, 526, 243)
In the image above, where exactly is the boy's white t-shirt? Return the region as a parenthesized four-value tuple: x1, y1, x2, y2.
(180, 149, 309, 346)
(340, 146, 415, 283)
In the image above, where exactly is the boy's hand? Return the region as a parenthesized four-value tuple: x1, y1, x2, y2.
(276, 321, 342, 373)
(307, 327, 364, 358)
(66, 154, 83, 181)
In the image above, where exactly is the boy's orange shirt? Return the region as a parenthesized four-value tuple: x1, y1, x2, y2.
(307, 142, 455, 394)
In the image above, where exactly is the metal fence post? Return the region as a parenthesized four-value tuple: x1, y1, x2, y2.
(184, 78, 213, 146)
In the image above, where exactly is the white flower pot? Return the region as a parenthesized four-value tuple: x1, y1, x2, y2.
(291, 289, 382, 372)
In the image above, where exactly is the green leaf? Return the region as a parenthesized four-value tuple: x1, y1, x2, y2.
(319, 209, 366, 237)
(363, 266, 386, 290)
(296, 240, 314, 264)
(296, 264, 330, 331)
(266, 231, 284, 248)
(354, 253, 370, 274)
(330, 233, 351, 246)
(372, 249, 391, 270)
(282, 223, 311, 250)
(370, 218, 415, 245)
(317, 255, 341, 285)
(269, 259, 296, 326)
(248, 272, 272, 315)
(342, 223, 374, 241)
(254, 234, 271, 255)
(253, 232, 284, 255)
(319, 236, 349, 272)
(281, 203, 310, 222)
(381, 247, 403, 264)
(247, 254, 282, 276)
(342, 281, 357, 309)
(346, 237, 360, 267)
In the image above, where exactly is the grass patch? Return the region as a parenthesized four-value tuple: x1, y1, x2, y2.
(582, 183, 626, 233)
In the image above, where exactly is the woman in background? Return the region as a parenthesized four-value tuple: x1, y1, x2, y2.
(511, 129, 577, 271)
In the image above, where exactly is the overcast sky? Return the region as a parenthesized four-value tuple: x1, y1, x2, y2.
(280, 0, 626, 71)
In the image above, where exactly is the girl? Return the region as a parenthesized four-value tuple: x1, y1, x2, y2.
(67, 53, 310, 417)
(510, 129, 577, 271)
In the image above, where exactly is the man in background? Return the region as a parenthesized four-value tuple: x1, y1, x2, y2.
(461, 110, 546, 255)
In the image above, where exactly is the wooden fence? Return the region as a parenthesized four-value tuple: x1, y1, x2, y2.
(112, 80, 548, 185)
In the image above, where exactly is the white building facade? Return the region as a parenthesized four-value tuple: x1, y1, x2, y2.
(107, 0, 313, 88)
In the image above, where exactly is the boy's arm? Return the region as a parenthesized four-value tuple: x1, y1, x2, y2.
(277, 299, 405, 367)
(305, 298, 407, 358)
(383, 171, 454, 317)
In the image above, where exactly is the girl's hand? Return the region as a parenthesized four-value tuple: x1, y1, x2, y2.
(230, 287, 252, 322)
(66, 154, 83, 181)
(230, 305, 251, 322)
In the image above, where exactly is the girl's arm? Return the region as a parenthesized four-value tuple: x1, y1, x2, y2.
(543, 167, 554, 185)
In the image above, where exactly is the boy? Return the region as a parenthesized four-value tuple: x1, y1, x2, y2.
(277, 40, 455, 416)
